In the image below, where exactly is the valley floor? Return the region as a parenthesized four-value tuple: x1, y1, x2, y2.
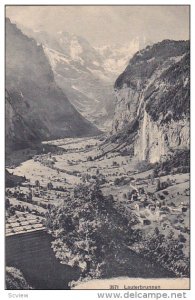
(5, 136, 190, 287)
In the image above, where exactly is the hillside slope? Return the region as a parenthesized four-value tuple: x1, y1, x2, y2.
(111, 40, 190, 163)
(6, 18, 100, 152)
(17, 26, 116, 130)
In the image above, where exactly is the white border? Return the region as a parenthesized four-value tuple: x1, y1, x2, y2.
(0, 1, 194, 299)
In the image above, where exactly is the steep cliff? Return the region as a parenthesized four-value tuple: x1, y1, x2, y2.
(17, 25, 116, 130)
(6, 18, 100, 152)
(5, 90, 41, 152)
(112, 40, 190, 163)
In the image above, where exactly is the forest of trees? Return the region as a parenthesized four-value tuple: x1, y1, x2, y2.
(45, 181, 189, 283)
(45, 183, 138, 282)
(134, 228, 190, 277)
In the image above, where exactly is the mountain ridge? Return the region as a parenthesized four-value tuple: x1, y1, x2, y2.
(16, 25, 115, 130)
(110, 39, 190, 163)
(14, 24, 149, 130)
(5, 18, 100, 152)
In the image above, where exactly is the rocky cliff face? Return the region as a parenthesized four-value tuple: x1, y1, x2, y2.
(6, 19, 100, 152)
(5, 90, 41, 152)
(17, 26, 116, 130)
(112, 40, 190, 163)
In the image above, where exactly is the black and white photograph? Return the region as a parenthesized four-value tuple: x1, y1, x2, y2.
(4, 5, 190, 291)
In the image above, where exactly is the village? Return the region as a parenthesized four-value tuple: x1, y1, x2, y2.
(5, 136, 190, 261)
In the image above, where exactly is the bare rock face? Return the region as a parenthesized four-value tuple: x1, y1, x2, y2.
(5, 90, 42, 152)
(17, 25, 116, 131)
(112, 40, 190, 163)
(6, 18, 100, 152)
(134, 111, 189, 163)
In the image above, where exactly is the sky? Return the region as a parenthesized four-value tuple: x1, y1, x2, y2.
(6, 5, 190, 47)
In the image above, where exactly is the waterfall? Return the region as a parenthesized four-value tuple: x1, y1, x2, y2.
(136, 92, 144, 117)
(142, 107, 148, 160)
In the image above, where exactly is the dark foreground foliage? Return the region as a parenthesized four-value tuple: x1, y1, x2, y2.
(45, 183, 140, 281)
(6, 267, 32, 290)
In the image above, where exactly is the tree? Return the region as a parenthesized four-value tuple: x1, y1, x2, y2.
(167, 229, 174, 240)
(9, 206, 15, 216)
(45, 182, 136, 281)
(47, 182, 53, 190)
(166, 178, 172, 186)
(123, 193, 127, 199)
(35, 180, 40, 188)
(153, 168, 159, 178)
(5, 198, 10, 209)
(156, 179, 161, 191)
(127, 192, 132, 200)
(28, 192, 32, 202)
(178, 234, 186, 243)
(154, 227, 160, 236)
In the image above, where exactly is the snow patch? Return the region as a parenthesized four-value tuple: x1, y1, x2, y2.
(44, 47, 70, 68)
(93, 61, 100, 66)
(70, 39, 84, 64)
(72, 85, 80, 92)
(87, 67, 110, 81)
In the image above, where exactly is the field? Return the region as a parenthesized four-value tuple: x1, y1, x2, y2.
(5, 136, 190, 277)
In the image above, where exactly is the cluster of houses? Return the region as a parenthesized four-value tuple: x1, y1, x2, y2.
(124, 181, 189, 227)
(6, 186, 33, 202)
(6, 178, 69, 210)
(33, 153, 57, 168)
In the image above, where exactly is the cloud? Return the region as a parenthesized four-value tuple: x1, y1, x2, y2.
(6, 5, 189, 46)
